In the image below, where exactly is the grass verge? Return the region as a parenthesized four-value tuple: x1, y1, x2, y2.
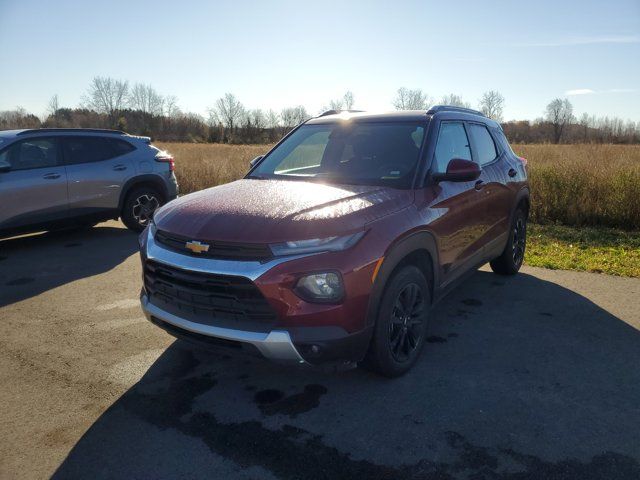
(525, 224, 640, 277)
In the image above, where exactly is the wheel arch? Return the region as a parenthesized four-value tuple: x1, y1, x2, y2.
(512, 186, 530, 222)
(365, 230, 440, 329)
(118, 175, 169, 213)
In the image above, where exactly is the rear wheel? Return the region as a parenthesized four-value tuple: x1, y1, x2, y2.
(490, 208, 527, 275)
(363, 265, 430, 377)
(121, 187, 164, 232)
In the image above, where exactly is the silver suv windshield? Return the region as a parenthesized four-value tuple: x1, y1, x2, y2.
(249, 122, 425, 188)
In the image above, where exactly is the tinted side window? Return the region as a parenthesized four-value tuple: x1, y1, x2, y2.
(63, 137, 122, 165)
(433, 122, 471, 173)
(111, 139, 136, 156)
(468, 124, 498, 166)
(0, 138, 59, 171)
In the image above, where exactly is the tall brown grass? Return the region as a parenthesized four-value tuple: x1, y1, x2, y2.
(513, 144, 640, 230)
(157, 142, 640, 230)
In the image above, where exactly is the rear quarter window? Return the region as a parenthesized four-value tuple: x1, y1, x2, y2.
(468, 123, 498, 166)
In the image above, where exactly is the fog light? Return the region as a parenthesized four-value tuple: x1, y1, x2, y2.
(295, 272, 344, 303)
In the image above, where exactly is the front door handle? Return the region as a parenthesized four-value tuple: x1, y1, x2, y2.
(113, 164, 127, 171)
(43, 173, 61, 180)
(508, 168, 517, 177)
(474, 180, 484, 191)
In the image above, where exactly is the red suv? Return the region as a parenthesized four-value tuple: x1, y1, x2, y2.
(139, 107, 529, 377)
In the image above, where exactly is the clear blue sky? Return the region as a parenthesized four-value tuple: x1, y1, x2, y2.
(1, 0, 638, 121)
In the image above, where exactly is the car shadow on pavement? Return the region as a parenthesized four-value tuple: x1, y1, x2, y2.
(0, 225, 139, 307)
(53, 271, 640, 480)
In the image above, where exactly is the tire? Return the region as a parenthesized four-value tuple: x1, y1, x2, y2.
(363, 265, 431, 378)
(121, 187, 164, 232)
(490, 208, 527, 275)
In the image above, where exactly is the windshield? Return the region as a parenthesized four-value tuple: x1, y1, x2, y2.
(249, 122, 425, 188)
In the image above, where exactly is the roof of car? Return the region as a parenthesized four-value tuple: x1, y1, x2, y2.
(0, 129, 27, 138)
(306, 110, 430, 124)
(306, 106, 499, 127)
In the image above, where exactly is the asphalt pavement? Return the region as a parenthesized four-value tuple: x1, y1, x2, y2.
(1, 221, 639, 479)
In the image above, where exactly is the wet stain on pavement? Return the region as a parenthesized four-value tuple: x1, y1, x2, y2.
(53, 347, 640, 480)
(539, 312, 553, 317)
(427, 336, 447, 343)
(254, 389, 285, 405)
(256, 384, 328, 418)
(6, 277, 35, 286)
(462, 298, 483, 307)
(64, 242, 82, 248)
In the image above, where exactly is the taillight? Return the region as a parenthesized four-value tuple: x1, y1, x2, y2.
(156, 155, 175, 171)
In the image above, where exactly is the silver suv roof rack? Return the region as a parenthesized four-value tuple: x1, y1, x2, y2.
(16, 128, 127, 136)
(426, 105, 486, 117)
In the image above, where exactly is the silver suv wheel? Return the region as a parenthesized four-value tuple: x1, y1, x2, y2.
(132, 193, 160, 227)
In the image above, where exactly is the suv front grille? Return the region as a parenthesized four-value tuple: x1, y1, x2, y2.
(155, 230, 273, 261)
(144, 260, 277, 325)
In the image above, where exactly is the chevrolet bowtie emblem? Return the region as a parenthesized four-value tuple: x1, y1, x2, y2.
(185, 240, 210, 254)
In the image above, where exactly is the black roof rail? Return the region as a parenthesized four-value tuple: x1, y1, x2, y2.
(16, 128, 127, 136)
(426, 105, 486, 117)
(318, 109, 365, 117)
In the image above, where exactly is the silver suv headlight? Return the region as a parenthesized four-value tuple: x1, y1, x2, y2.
(270, 231, 365, 256)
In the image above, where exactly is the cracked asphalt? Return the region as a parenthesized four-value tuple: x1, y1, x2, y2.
(1, 221, 639, 479)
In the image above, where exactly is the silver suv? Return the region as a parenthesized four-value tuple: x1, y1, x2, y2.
(0, 128, 178, 236)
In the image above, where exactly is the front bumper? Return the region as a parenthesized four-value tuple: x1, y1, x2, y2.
(141, 292, 306, 364)
(139, 225, 377, 365)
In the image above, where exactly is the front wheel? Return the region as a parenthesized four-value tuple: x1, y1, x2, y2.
(363, 265, 431, 377)
(121, 187, 164, 232)
(490, 209, 527, 275)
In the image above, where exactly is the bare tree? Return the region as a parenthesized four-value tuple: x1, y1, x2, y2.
(440, 94, 471, 108)
(265, 109, 280, 129)
(393, 88, 431, 110)
(343, 91, 354, 109)
(281, 106, 309, 127)
(321, 91, 355, 112)
(247, 109, 267, 130)
(545, 98, 574, 143)
(479, 90, 505, 121)
(129, 83, 165, 116)
(164, 95, 181, 118)
(579, 112, 590, 142)
(209, 93, 245, 130)
(82, 76, 129, 120)
(47, 94, 60, 117)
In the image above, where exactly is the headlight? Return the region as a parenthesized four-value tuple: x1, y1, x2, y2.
(295, 272, 344, 303)
(270, 231, 364, 256)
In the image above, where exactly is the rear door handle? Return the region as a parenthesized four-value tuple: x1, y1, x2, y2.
(474, 180, 484, 190)
(113, 164, 127, 171)
(508, 168, 517, 177)
(43, 173, 61, 179)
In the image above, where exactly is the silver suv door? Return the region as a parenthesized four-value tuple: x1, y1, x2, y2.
(61, 136, 135, 214)
(0, 137, 68, 230)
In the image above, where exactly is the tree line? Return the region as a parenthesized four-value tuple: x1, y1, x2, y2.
(1, 77, 639, 144)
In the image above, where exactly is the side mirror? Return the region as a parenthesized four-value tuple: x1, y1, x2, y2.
(432, 158, 480, 183)
(250, 155, 263, 168)
(0, 160, 10, 173)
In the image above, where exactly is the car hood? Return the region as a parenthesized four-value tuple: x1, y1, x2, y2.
(153, 179, 413, 243)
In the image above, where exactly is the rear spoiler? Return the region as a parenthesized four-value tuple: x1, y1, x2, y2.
(128, 135, 151, 144)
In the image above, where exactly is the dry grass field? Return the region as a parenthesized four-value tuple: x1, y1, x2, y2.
(158, 142, 640, 231)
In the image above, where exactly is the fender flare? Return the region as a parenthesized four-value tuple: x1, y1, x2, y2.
(510, 186, 531, 224)
(365, 230, 440, 328)
(117, 174, 169, 212)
